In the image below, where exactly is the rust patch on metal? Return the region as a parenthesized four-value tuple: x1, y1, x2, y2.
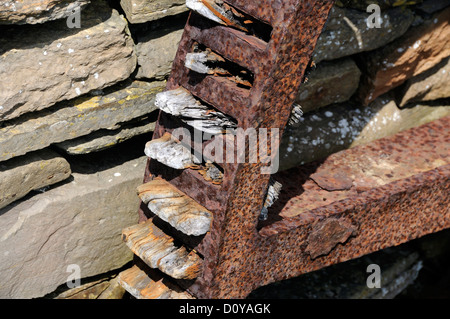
(305, 218, 357, 259)
(310, 170, 353, 191)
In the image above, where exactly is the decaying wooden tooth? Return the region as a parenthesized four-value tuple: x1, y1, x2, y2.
(144, 132, 199, 169)
(159, 247, 202, 280)
(186, 0, 248, 32)
(118, 265, 194, 299)
(122, 219, 176, 268)
(122, 218, 203, 280)
(185, 48, 226, 75)
(137, 178, 213, 236)
(185, 49, 253, 88)
(288, 103, 304, 126)
(155, 87, 237, 135)
(259, 178, 283, 221)
(196, 161, 223, 184)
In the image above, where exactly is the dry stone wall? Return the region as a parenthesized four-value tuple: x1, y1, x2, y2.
(0, 0, 449, 298)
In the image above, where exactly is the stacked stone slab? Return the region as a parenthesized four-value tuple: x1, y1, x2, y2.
(0, 0, 91, 25)
(0, 0, 449, 299)
(0, 0, 159, 299)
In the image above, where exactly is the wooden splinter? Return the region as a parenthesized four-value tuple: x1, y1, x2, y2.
(137, 178, 213, 236)
(288, 103, 304, 126)
(122, 218, 203, 280)
(186, 0, 249, 32)
(144, 132, 200, 170)
(185, 48, 227, 75)
(259, 178, 283, 221)
(155, 87, 237, 135)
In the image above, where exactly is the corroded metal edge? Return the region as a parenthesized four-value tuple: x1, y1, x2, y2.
(205, 117, 450, 298)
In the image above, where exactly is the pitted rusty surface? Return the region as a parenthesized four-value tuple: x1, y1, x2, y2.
(246, 118, 450, 296)
(185, 117, 448, 298)
(263, 116, 450, 222)
(129, 0, 450, 299)
(182, 0, 336, 298)
(253, 165, 450, 290)
(136, 0, 450, 297)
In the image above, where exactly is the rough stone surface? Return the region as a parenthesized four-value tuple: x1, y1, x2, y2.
(397, 57, 450, 106)
(350, 99, 450, 147)
(279, 97, 450, 171)
(0, 155, 147, 299)
(0, 0, 90, 25)
(0, 1, 137, 121)
(55, 115, 157, 155)
(297, 58, 361, 113)
(0, 80, 164, 162)
(135, 26, 184, 80)
(358, 7, 450, 105)
(0, 149, 71, 209)
(120, 0, 187, 24)
(312, 6, 414, 63)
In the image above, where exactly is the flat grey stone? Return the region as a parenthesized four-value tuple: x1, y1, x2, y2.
(55, 115, 157, 155)
(120, 0, 187, 24)
(398, 57, 450, 106)
(0, 80, 165, 162)
(416, 0, 450, 14)
(0, 1, 137, 121)
(135, 26, 184, 80)
(0, 155, 147, 298)
(297, 58, 361, 113)
(313, 6, 415, 63)
(0, 149, 71, 209)
(0, 0, 90, 25)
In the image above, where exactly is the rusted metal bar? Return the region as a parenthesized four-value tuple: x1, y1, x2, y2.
(209, 116, 450, 297)
(134, 0, 335, 299)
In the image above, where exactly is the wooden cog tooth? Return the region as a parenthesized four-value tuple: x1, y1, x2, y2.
(185, 49, 225, 75)
(155, 88, 236, 135)
(137, 178, 213, 236)
(158, 247, 203, 280)
(118, 265, 194, 299)
(144, 132, 199, 169)
(121, 218, 203, 280)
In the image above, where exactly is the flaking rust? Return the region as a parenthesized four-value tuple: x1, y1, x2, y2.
(305, 218, 358, 259)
